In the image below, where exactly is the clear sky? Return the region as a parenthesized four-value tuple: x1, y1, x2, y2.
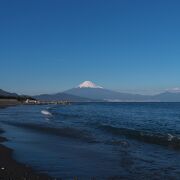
(0, 0, 180, 95)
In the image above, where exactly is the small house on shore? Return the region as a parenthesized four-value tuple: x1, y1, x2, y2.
(25, 99, 39, 104)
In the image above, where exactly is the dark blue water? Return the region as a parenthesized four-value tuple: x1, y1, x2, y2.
(0, 103, 180, 179)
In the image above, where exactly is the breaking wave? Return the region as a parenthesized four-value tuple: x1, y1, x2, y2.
(41, 110, 52, 116)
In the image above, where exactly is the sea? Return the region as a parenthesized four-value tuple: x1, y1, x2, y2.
(0, 102, 180, 179)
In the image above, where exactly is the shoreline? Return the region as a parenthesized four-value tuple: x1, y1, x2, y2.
(0, 106, 53, 180)
(0, 130, 52, 180)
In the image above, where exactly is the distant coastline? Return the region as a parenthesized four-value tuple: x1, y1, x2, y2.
(1, 81, 180, 104)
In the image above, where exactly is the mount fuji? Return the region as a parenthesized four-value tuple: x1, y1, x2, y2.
(34, 81, 180, 102)
(64, 81, 150, 101)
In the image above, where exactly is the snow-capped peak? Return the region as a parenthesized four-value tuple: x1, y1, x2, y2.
(78, 81, 103, 89)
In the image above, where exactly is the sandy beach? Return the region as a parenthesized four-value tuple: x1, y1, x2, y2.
(0, 99, 20, 107)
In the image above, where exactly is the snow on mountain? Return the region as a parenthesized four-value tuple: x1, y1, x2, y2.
(78, 81, 103, 89)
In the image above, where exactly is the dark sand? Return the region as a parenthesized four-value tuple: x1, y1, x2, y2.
(0, 105, 53, 180)
(0, 99, 21, 107)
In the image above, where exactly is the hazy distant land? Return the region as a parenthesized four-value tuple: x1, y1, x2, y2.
(1, 81, 180, 103)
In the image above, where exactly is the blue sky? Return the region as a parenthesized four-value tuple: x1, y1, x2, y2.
(0, 0, 180, 95)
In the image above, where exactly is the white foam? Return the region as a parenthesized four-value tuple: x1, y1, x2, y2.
(167, 133, 174, 141)
(41, 110, 52, 116)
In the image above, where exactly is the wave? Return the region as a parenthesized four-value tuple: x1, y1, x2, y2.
(41, 110, 52, 116)
(99, 124, 180, 149)
(1, 121, 95, 143)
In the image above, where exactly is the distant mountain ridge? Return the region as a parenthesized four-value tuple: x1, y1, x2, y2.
(152, 92, 180, 102)
(63, 81, 180, 102)
(0, 89, 35, 101)
(64, 87, 150, 101)
(0, 89, 18, 97)
(64, 88, 180, 102)
(34, 92, 98, 102)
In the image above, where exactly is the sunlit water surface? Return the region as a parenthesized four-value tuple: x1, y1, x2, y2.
(0, 103, 180, 179)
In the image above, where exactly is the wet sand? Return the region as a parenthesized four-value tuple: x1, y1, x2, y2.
(0, 129, 52, 180)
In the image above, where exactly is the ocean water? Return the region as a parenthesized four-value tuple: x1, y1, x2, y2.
(0, 103, 180, 179)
